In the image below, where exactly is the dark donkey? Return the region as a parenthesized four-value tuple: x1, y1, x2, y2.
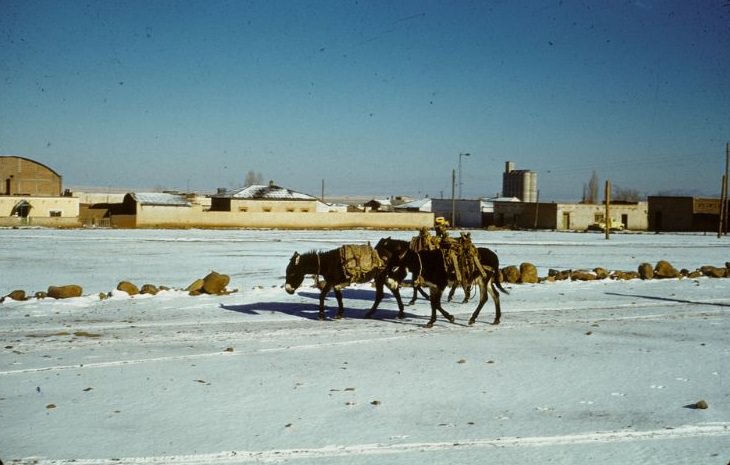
(447, 232, 508, 303)
(284, 244, 405, 320)
(370, 237, 504, 327)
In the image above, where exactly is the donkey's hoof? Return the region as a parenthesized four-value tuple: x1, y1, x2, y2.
(335, 314, 344, 320)
(448, 316, 455, 323)
(468, 319, 476, 326)
(425, 322, 435, 328)
(491, 320, 501, 326)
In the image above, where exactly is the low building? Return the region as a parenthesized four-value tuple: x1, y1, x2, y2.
(648, 196, 728, 232)
(95, 184, 432, 229)
(493, 201, 649, 231)
(430, 199, 483, 228)
(0, 156, 80, 227)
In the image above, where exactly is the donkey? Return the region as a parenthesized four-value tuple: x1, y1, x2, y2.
(371, 237, 504, 327)
(447, 233, 508, 303)
(284, 245, 405, 320)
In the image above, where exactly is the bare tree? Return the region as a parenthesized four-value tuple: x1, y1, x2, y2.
(244, 170, 263, 187)
(613, 185, 643, 202)
(582, 171, 600, 204)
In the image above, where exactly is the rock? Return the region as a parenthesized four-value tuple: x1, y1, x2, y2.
(140, 284, 159, 295)
(34, 291, 48, 299)
(6, 290, 27, 301)
(548, 270, 573, 281)
(593, 267, 609, 280)
(519, 263, 538, 284)
(611, 271, 640, 280)
(501, 265, 520, 284)
(700, 266, 727, 278)
(202, 271, 231, 295)
(694, 399, 709, 409)
(687, 270, 703, 279)
(116, 281, 139, 296)
(98, 292, 110, 300)
(571, 270, 597, 281)
(186, 278, 205, 296)
(47, 285, 83, 299)
(654, 260, 680, 279)
(638, 263, 654, 280)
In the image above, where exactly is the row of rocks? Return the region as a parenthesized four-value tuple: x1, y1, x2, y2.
(1, 271, 235, 303)
(501, 260, 730, 284)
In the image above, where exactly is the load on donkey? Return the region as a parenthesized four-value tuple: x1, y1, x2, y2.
(408, 220, 505, 305)
(284, 243, 406, 320)
(368, 217, 507, 326)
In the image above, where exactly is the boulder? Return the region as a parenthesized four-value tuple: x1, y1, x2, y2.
(47, 285, 83, 299)
(638, 263, 654, 280)
(6, 290, 28, 301)
(34, 291, 48, 299)
(700, 266, 727, 278)
(611, 271, 640, 280)
(553, 269, 572, 281)
(571, 270, 597, 281)
(519, 263, 538, 284)
(140, 284, 159, 295)
(501, 265, 521, 284)
(186, 278, 205, 296)
(117, 281, 140, 296)
(202, 271, 231, 295)
(654, 260, 680, 279)
(593, 267, 609, 280)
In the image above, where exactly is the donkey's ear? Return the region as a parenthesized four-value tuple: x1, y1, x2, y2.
(295, 253, 300, 266)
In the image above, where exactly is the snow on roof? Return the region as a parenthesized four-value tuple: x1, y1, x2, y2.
(130, 192, 191, 207)
(394, 198, 431, 210)
(225, 184, 316, 200)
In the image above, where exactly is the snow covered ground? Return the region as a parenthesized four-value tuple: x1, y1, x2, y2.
(1, 228, 728, 464)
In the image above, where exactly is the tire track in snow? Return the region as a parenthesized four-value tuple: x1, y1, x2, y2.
(0, 334, 413, 376)
(16, 423, 730, 464)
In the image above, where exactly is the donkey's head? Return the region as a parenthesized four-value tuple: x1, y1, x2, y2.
(284, 251, 306, 294)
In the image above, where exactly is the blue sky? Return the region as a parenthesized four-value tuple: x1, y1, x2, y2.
(1, 0, 728, 201)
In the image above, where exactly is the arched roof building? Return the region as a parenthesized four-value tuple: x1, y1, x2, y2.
(0, 156, 62, 196)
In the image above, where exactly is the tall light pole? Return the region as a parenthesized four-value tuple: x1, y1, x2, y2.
(458, 152, 471, 199)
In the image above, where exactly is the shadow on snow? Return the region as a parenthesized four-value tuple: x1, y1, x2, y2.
(220, 287, 426, 322)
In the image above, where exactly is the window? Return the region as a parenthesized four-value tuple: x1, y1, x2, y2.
(238, 207, 248, 212)
(50, 210, 62, 217)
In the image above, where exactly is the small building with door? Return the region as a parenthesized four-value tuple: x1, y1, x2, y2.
(0, 155, 80, 227)
(492, 200, 648, 231)
(648, 196, 728, 232)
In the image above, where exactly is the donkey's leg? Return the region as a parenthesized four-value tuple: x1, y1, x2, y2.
(334, 288, 346, 319)
(408, 286, 418, 305)
(469, 275, 494, 325)
(319, 284, 333, 320)
(490, 279, 502, 325)
(447, 283, 457, 302)
(427, 287, 454, 327)
(426, 287, 439, 328)
(386, 278, 406, 319)
(366, 277, 385, 319)
(462, 281, 472, 304)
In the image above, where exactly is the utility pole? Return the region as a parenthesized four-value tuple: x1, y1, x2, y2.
(451, 169, 456, 228)
(458, 152, 470, 199)
(605, 180, 611, 240)
(321, 179, 325, 202)
(719, 142, 729, 238)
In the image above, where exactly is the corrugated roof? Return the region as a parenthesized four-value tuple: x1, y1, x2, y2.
(225, 184, 316, 200)
(130, 192, 191, 207)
